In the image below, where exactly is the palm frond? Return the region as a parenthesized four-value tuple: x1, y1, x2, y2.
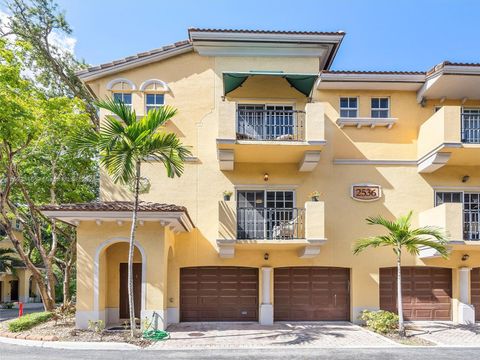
(95, 98, 137, 126)
(353, 236, 395, 255)
(366, 215, 400, 233)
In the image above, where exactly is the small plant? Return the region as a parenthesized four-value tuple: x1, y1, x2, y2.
(223, 190, 233, 201)
(52, 301, 76, 324)
(142, 317, 152, 331)
(8, 311, 52, 332)
(1, 302, 14, 309)
(88, 319, 105, 339)
(308, 191, 321, 201)
(360, 310, 399, 334)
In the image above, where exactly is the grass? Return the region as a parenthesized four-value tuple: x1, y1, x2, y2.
(8, 312, 52, 332)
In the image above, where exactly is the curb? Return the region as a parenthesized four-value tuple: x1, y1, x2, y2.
(0, 331, 58, 342)
(0, 335, 140, 350)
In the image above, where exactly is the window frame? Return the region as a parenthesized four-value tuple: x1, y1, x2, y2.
(339, 97, 359, 118)
(145, 93, 165, 113)
(112, 92, 133, 109)
(370, 97, 390, 118)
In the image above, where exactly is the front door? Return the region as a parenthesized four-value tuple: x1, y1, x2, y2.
(119, 263, 142, 319)
(10, 280, 19, 301)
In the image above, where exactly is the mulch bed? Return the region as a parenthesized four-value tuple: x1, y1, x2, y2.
(0, 316, 153, 347)
(383, 332, 436, 346)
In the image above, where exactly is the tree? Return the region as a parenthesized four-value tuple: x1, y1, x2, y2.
(353, 211, 448, 336)
(0, 38, 96, 310)
(0, 247, 18, 274)
(1, 0, 99, 128)
(75, 99, 191, 336)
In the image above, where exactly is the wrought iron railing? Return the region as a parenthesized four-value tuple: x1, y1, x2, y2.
(464, 211, 480, 240)
(236, 109, 305, 141)
(236, 207, 305, 240)
(461, 113, 480, 144)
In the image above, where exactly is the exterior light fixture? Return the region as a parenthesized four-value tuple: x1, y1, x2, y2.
(264, 173, 269, 182)
(462, 175, 470, 183)
(264, 253, 269, 260)
(462, 254, 470, 261)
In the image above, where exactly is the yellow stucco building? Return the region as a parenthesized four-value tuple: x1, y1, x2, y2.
(42, 29, 480, 329)
(0, 223, 41, 305)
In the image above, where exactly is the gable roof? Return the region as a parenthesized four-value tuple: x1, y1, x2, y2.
(76, 40, 193, 82)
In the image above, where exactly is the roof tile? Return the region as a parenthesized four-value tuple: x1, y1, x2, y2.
(188, 28, 345, 35)
(40, 201, 188, 213)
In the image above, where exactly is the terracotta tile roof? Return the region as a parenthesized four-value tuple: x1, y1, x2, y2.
(76, 40, 192, 77)
(322, 70, 425, 75)
(40, 201, 188, 213)
(188, 28, 345, 35)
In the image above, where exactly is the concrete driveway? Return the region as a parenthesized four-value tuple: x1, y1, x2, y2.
(151, 322, 395, 349)
(409, 322, 480, 346)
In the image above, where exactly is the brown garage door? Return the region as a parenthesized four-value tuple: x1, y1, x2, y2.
(180, 267, 258, 322)
(274, 267, 350, 321)
(471, 268, 480, 321)
(380, 267, 452, 320)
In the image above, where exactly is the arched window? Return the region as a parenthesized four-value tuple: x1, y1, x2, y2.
(140, 79, 169, 113)
(106, 78, 136, 108)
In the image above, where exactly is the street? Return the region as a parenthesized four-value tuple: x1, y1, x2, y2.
(1, 343, 480, 360)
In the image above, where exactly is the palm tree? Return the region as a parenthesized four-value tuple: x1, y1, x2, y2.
(0, 247, 18, 274)
(353, 211, 448, 336)
(76, 99, 191, 336)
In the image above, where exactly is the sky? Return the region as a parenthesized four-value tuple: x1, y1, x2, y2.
(3, 0, 480, 71)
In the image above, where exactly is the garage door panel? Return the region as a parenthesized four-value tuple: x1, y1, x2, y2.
(274, 267, 350, 321)
(380, 267, 452, 321)
(471, 268, 480, 321)
(180, 267, 258, 322)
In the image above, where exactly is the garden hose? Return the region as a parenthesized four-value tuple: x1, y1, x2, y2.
(142, 329, 170, 341)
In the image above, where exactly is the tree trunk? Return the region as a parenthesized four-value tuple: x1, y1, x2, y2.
(127, 160, 141, 337)
(397, 248, 405, 337)
(62, 263, 71, 306)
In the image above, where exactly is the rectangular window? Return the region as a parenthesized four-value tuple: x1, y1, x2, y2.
(371, 97, 389, 118)
(339, 97, 358, 118)
(146, 93, 165, 113)
(113, 92, 132, 108)
(435, 191, 462, 206)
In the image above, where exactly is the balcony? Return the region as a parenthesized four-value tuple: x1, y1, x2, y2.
(217, 201, 326, 258)
(418, 106, 480, 173)
(419, 203, 480, 257)
(217, 102, 325, 172)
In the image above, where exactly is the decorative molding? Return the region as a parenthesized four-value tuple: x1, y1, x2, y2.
(299, 151, 321, 172)
(139, 79, 170, 92)
(333, 159, 417, 165)
(417, 152, 451, 173)
(336, 117, 397, 129)
(106, 78, 136, 91)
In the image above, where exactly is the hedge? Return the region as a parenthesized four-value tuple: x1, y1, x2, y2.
(8, 312, 52, 332)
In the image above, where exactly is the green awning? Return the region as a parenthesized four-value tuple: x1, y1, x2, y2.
(223, 71, 318, 97)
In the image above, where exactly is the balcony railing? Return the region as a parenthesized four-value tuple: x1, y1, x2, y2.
(236, 109, 305, 141)
(461, 113, 480, 144)
(237, 207, 305, 240)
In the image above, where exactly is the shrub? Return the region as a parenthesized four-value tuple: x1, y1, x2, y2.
(8, 311, 52, 332)
(360, 310, 399, 334)
(1, 302, 14, 309)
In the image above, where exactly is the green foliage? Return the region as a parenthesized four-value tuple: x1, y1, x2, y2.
(1, 302, 14, 309)
(353, 211, 449, 258)
(75, 98, 191, 185)
(360, 310, 399, 334)
(0, 248, 18, 273)
(8, 311, 52, 332)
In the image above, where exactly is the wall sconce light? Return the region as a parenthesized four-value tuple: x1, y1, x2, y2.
(264, 253, 269, 261)
(462, 175, 470, 183)
(462, 254, 470, 261)
(264, 173, 269, 182)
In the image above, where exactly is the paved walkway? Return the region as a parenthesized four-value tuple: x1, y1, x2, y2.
(0, 304, 44, 322)
(151, 322, 395, 349)
(410, 322, 480, 346)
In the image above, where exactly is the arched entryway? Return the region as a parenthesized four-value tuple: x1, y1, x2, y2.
(94, 238, 146, 326)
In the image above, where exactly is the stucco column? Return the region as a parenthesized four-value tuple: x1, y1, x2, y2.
(457, 267, 475, 324)
(259, 267, 273, 325)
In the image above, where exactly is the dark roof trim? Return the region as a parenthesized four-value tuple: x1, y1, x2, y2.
(188, 28, 345, 36)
